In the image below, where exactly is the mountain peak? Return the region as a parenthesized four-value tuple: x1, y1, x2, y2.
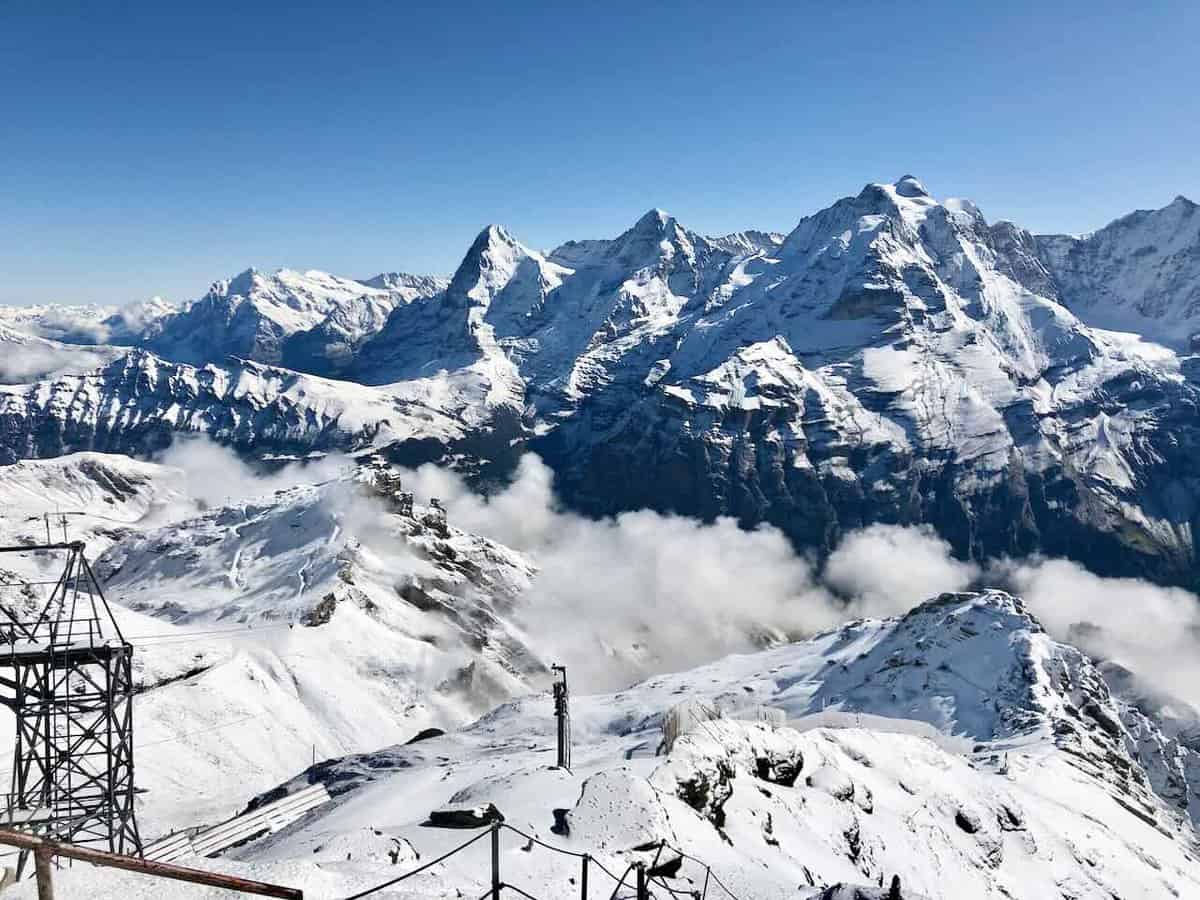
(482, 223, 515, 243)
(460, 225, 524, 263)
(217, 267, 264, 297)
(893, 174, 931, 199)
(628, 208, 675, 237)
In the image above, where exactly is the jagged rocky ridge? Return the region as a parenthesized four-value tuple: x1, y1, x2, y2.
(3, 178, 1200, 586)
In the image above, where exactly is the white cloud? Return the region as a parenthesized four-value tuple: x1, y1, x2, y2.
(160, 442, 1200, 705)
(823, 523, 980, 617)
(402, 455, 840, 690)
(0, 343, 112, 383)
(994, 556, 1200, 709)
(156, 434, 351, 511)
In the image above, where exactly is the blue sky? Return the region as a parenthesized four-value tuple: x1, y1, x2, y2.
(2, 1, 1196, 306)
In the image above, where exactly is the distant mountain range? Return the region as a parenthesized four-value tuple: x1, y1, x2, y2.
(2, 176, 1199, 586)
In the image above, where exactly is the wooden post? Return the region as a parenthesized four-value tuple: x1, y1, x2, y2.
(580, 853, 589, 899)
(33, 848, 53, 900)
(636, 862, 647, 900)
(491, 821, 501, 899)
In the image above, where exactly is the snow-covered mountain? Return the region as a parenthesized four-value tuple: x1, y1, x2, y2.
(0, 349, 522, 468)
(1037, 195, 1200, 348)
(0, 297, 178, 345)
(145, 267, 447, 375)
(1, 178, 1199, 588)
(0, 302, 117, 343)
(352, 177, 1200, 586)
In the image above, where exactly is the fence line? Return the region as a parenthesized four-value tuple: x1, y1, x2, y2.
(341, 827, 493, 900)
(341, 824, 742, 900)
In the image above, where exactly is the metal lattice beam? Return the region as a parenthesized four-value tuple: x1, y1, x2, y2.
(0, 542, 141, 876)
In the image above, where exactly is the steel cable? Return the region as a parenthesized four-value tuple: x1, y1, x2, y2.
(341, 827, 493, 900)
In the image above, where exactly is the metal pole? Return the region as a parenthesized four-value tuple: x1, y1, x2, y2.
(581, 854, 589, 899)
(491, 821, 501, 899)
(636, 863, 647, 900)
(552, 665, 570, 770)
(34, 847, 54, 900)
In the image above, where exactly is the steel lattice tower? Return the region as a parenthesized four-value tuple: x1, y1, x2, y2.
(0, 541, 141, 873)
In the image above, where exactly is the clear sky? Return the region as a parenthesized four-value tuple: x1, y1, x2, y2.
(2, 1, 1197, 306)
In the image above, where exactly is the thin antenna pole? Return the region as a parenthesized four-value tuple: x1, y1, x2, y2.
(552, 665, 570, 770)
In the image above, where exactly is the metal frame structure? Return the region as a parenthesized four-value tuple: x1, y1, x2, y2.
(0, 541, 141, 875)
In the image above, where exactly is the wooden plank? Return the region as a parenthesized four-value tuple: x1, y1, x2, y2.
(188, 785, 330, 857)
(141, 833, 195, 863)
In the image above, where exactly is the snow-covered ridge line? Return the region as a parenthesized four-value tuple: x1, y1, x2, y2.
(1, 177, 1199, 588)
(0, 347, 521, 467)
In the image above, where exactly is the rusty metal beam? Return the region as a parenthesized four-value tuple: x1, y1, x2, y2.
(0, 828, 303, 899)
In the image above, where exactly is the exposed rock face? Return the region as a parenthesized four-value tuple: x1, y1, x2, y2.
(652, 720, 805, 826)
(426, 803, 504, 828)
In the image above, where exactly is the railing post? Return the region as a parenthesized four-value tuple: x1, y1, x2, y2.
(491, 821, 501, 899)
(636, 862, 647, 900)
(580, 853, 589, 899)
(34, 847, 54, 900)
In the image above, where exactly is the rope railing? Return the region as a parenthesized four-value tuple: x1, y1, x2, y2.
(340, 823, 742, 900)
(341, 826, 493, 900)
(659, 842, 742, 899)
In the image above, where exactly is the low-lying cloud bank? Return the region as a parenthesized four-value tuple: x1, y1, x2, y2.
(401, 455, 1200, 704)
(156, 437, 351, 512)
(0, 343, 113, 383)
(152, 440, 1200, 706)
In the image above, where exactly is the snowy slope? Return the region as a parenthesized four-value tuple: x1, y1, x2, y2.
(199, 592, 1200, 898)
(20, 590, 1200, 900)
(0, 451, 194, 582)
(0, 458, 1196, 896)
(1037, 196, 1200, 348)
(81, 470, 543, 834)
